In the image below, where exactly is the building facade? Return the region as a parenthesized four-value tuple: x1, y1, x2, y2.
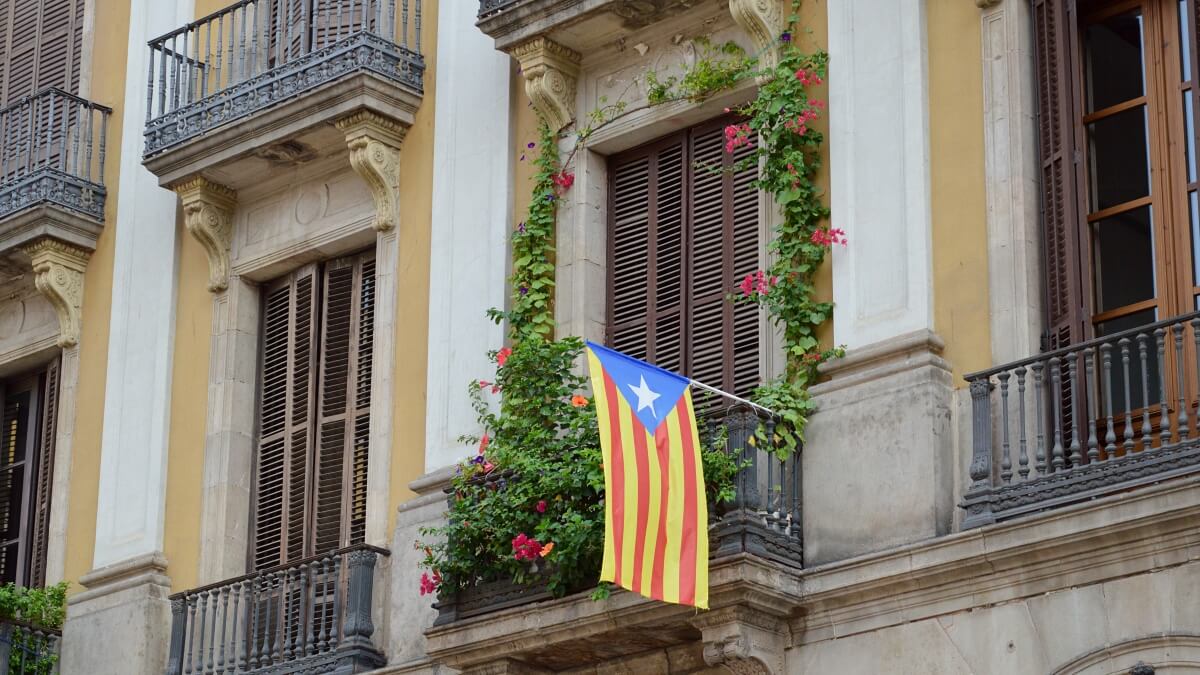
(0, 0, 1193, 673)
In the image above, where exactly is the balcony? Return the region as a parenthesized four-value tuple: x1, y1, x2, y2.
(165, 544, 388, 675)
(0, 617, 62, 675)
(475, 0, 712, 53)
(425, 406, 804, 673)
(143, 0, 424, 189)
(0, 88, 111, 250)
(961, 311, 1200, 527)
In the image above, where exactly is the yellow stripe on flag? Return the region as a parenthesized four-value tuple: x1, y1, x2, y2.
(661, 404, 684, 605)
(641, 423, 662, 596)
(617, 395, 639, 587)
(685, 389, 708, 609)
(586, 350, 617, 584)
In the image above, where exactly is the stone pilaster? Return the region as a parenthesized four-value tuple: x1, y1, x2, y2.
(692, 605, 787, 675)
(728, 0, 786, 80)
(336, 111, 406, 233)
(510, 37, 581, 131)
(173, 177, 237, 293)
(21, 238, 89, 348)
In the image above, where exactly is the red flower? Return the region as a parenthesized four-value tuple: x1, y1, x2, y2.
(795, 69, 824, 86)
(497, 347, 513, 367)
(723, 123, 753, 153)
(419, 572, 439, 596)
(512, 533, 544, 561)
(571, 394, 588, 408)
(553, 171, 575, 191)
(740, 273, 755, 297)
(478, 433, 490, 455)
(536, 500, 547, 513)
(811, 228, 848, 247)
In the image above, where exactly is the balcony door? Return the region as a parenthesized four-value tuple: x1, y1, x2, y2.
(0, 0, 84, 105)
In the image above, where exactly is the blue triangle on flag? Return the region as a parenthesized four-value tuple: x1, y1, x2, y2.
(586, 341, 690, 433)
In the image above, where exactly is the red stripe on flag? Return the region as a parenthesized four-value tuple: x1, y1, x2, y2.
(602, 371, 626, 587)
(678, 396, 699, 606)
(630, 412, 651, 594)
(651, 424, 671, 601)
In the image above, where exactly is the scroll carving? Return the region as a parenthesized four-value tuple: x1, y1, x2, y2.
(511, 38, 581, 131)
(728, 0, 786, 81)
(173, 177, 237, 293)
(336, 111, 406, 233)
(22, 239, 90, 348)
(691, 606, 786, 675)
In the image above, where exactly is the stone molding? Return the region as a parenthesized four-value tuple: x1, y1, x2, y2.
(173, 177, 237, 292)
(692, 604, 788, 675)
(811, 328, 951, 396)
(20, 238, 90, 348)
(336, 111, 407, 233)
(510, 37, 581, 131)
(976, 0, 1002, 7)
(73, 551, 171, 603)
(728, 0, 786, 81)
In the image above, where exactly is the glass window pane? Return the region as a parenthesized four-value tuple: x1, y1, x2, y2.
(1085, 9, 1145, 112)
(1183, 0, 1194, 83)
(1186, 92, 1197, 183)
(1087, 106, 1152, 211)
(1097, 308, 1161, 416)
(1092, 204, 1156, 312)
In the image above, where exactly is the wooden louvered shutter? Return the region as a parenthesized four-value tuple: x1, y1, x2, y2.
(0, 371, 49, 587)
(0, 0, 85, 105)
(27, 359, 57, 588)
(687, 120, 760, 410)
(608, 133, 687, 375)
(253, 265, 319, 571)
(1034, 0, 1087, 350)
(313, 252, 374, 555)
(608, 119, 762, 412)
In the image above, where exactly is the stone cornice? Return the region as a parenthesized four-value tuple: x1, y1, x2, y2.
(510, 37, 581, 131)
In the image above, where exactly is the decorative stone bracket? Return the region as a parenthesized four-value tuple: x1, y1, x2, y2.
(22, 239, 90, 348)
(691, 605, 788, 675)
(173, 177, 237, 293)
(729, 0, 786, 81)
(511, 37, 581, 132)
(336, 111, 406, 233)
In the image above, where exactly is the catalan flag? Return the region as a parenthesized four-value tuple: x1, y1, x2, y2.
(584, 341, 708, 609)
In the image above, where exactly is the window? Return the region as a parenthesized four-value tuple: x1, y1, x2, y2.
(606, 118, 761, 411)
(0, 0, 85, 105)
(250, 252, 374, 571)
(1038, 0, 1200, 343)
(0, 360, 59, 587)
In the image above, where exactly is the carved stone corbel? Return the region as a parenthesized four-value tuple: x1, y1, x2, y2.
(335, 111, 406, 233)
(729, 0, 786, 81)
(22, 239, 89, 348)
(510, 37, 581, 131)
(975, 0, 1002, 7)
(691, 605, 787, 675)
(173, 177, 237, 293)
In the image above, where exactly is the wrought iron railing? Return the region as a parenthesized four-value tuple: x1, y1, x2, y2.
(165, 544, 389, 675)
(0, 618, 61, 675)
(433, 405, 801, 625)
(477, 0, 526, 19)
(0, 88, 111, 222)
(962, 311, 1200, 527)
(144, 0, 424, 156)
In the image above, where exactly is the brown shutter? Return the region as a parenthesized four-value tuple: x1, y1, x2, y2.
(0, 0, 84, 105)
(1034, 0, 1087, 349)
(608, 133, 687, 375)
(687, 119, 760, 410)
(607, 119, 762, 412)
(313, 252, 374, 555)
(27, 358, 58, 588)
(253, 265, 319, 570)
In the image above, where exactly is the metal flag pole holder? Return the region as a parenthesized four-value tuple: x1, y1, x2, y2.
(687, 379, 780, 419)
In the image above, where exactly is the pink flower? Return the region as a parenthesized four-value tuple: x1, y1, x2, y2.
(795, 69, 824, 86)
(536, 500, 547, 513)
(419, 571, 440, 596)
(723, 123, 753, 153)
(740, 273, 755, 297)
(553, 171, 575, 191)
(755, 270, 768, 296)
(512, 533, 543, 561)
(497, 347, 513, 367)
(478, 433, 490, 455)
(811, 227, 848, 247)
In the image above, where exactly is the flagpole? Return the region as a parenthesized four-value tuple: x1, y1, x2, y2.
(687, 379, 780, 418)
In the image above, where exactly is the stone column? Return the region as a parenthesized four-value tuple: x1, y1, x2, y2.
(64, 0, 195, 671)
(803, 0, 956, 564)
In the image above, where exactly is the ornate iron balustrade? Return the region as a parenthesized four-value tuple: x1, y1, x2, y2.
(962, 311, 1200, 528)
(0, 88, 111, 223)
(477, 0, 526, 19)
(433, 404, 801, 625)
(0, 618, 61, 675)
(144, 0, 424, 157)
(165, 544, 389, 675)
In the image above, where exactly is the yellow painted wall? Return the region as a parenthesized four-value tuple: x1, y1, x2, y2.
(928, 0, 991, 383)
(62, 0, 132, 592)
(797, 0, 833, 349)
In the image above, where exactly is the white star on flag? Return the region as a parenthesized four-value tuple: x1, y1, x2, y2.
(627, 375, 662, 418)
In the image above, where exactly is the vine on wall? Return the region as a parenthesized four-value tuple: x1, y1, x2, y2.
(419, 1, 838, 599)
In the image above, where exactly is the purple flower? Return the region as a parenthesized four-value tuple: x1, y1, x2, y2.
(545, 193, 555, 202)
(780, 32, 791, 42)
(517, 222, 526, 234)
(527, 142, 536, 149)
(471, 455, 486, 465)
(519, 286, 528, 296)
